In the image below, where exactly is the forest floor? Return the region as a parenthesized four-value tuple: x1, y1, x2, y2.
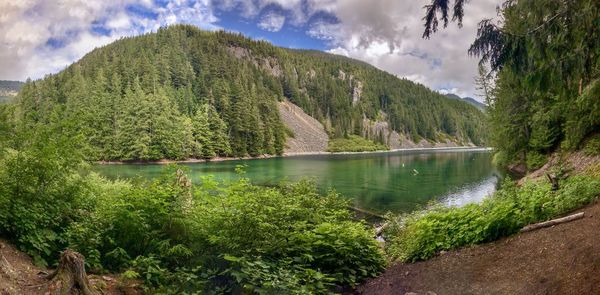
(357, 188, 600, 295)
(0, 239, 141, 295)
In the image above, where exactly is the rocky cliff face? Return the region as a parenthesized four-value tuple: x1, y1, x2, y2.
(277, 101, 473, 154)
(278, 100, 329, 153)
(360, 111, 472, 150)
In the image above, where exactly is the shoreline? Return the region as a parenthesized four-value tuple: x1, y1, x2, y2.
(96, 146, 493, 165)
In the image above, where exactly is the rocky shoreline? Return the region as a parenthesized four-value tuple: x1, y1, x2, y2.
(96, 146, 491, 165)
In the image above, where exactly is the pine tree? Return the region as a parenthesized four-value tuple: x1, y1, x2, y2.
(192, 104, 215, 158)
(116, 79, 151, 160)
(206, 104, 231, 156)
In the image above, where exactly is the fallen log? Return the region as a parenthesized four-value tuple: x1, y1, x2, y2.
(520, 212, 585, 233)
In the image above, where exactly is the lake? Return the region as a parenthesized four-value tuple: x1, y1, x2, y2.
(93, 148, 502, 214)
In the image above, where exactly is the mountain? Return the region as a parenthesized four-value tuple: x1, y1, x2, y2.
(0, 80, 24, 102)
(15, 25, 486, 161)
(444, 93, 486, 111)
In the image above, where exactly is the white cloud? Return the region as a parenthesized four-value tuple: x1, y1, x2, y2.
(316, 0, 501, 101)
(0, 0, 502, 101)
(0, 0, 219, 81)
(258, 11, 286, 32)
(306, 21, 340, 40)
(213, 0, 501, 100)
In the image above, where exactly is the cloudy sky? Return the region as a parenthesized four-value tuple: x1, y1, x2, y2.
(0, 0, 500, 100)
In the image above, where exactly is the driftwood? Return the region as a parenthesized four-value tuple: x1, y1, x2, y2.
(520, 212, 585, 233)
(46, 250, 98, 295)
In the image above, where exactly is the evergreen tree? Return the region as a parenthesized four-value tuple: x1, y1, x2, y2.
(192, 104, 215, 158)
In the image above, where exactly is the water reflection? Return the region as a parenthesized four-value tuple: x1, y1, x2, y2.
(93, 149, 501, 214)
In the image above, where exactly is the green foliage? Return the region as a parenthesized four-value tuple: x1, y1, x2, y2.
(0, 109, 385, 292)
(63, 171, 385, 293)
(327, 135, 389, 152)
(583, 134, 600, 156)
(16, 25, 485, 161)
(479, 0, 599, 165)
(385, 176, 600, 262)
(0, 117, 89, 266)
(526, 151, 548, 171)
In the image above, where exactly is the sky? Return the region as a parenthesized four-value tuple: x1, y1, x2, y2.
(0, 0, 501, 100)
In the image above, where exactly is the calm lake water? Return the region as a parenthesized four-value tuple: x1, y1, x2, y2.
(93, 149, 502, 214)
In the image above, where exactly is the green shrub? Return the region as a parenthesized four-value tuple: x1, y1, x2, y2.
(526, 151, 547, 171)
(65, 170, 385, 293)
(0, 123, 88, 266)
(327, 135, 388, 152)
(583, 134, 600, 156)
(385, 176, 600, 262)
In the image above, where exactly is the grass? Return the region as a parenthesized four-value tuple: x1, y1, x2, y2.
(327, 135, 388, 153)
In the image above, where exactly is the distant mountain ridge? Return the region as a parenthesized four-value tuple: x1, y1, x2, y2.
(444, 93, 486, 111)
(15, 25, 487, 161)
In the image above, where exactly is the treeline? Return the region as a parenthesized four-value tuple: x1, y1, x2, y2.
(479, 0, 599, 170)
(17, 25, 486, 161)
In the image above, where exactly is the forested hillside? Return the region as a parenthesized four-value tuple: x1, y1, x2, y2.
(16, 25, 486, 161)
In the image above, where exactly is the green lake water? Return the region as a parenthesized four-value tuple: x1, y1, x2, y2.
(93, 149, 501, 214)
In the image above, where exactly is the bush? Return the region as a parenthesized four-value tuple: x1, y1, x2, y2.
(0, 122, 88, 266)
(327, 135, 388, 152)
(385, 176, 600, 262)
(526, 151, 547, 171)
(583, 134, 600, 156)
(65, 170, 386, 293)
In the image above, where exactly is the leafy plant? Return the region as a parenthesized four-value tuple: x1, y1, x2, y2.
(385, 175, 600, 262)
(327, 135, 389, 152)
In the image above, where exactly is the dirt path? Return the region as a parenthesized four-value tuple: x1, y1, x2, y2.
(357, 200, 600, 295)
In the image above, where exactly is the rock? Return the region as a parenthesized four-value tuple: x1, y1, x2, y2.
(278, 100, 328, 153)
(338, 69, 346, 80)
(352, 81, 363, 105)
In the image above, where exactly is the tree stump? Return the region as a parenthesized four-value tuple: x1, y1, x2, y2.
(46, 250, 97, 295)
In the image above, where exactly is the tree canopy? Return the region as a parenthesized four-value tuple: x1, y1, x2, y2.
(428, 0, 599, 170)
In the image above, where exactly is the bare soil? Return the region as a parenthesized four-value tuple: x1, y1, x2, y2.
(520, 151, 600, 184)
(0, 240, 141, 295)
(357, 200, 600, 295)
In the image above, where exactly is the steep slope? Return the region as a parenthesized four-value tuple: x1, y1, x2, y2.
(278, 99, 328, 153)
(16, 25, 486, 161)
